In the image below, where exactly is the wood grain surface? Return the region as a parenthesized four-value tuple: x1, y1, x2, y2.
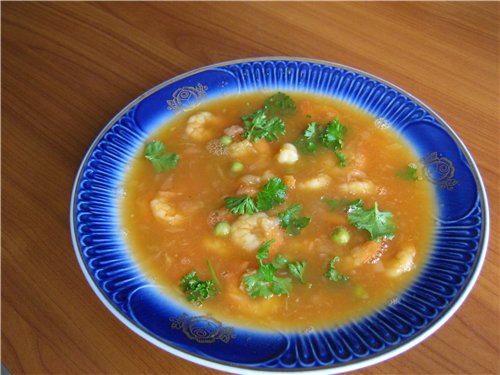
(2, 2, 499, 374)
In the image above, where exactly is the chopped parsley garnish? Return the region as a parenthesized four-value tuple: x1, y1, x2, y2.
(224, 177, 287, 215)
(294, 118, 348, 166)
(241, 109, 286, 143)
(396, 163, 420, 181)
(278, 204, 311, 236)
(272, 253, 289, 269)
(319, 119, 346, 151)
(320, 197, 362, 211)
(224, 195, 258, 215)
(243, 242, 311, 297)
(144, 140, 179, 173)
(256, 177, 288, 211)
(240, 92, 295, 143)
(243, 240, 292, 298)
(324, 256, 350, 282)
(335, 151, 347, 168)
(288, 260, 312, 288)
(347, 201, 396, 241)
(295, 122, 320, 153)
(207, 259, 221, 288)
(263, 92, 296, 116)
(304, 121, 318, 137)
(180, 271, 218, 304)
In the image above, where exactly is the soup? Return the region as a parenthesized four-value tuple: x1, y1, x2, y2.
(121, 92, 436, 331)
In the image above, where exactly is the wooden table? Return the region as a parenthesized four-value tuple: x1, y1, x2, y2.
(2, 2, 498, 374)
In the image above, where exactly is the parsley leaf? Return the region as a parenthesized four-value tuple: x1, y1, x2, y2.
(272, 253, 289, 269)
(295, 122, 320, 153)
(241, 109, 286, 143)
(144, 140, 179, 173)
(324, 256, 350, 282)
(263, 92, 296, 116)
(240, 92, 295, 143)
(224, 195, 258, 215)
(288, 260, 312, 288)
(256, 240, 272, 260)
(347, 201, 396, 241)
(304, 121, 318, 138)
(320, 197, 362, 211)
(180, 271, 218, 304)
(243, 272, 274, 298)
(207, 259, 221, 288)
(224, 177, 287, 215)
(335, 151, 347, 168)
(294, 119, 348, 166)
(271, 276, 293, 296)
(243, 240, 293, 298)
(396, 163, 420, 181)
(278, 204, 311, 236)
(319, 119, 347, 151)
(256, 177, 288, 211)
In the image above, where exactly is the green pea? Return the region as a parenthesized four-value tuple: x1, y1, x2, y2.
(214, 221, 231, 237)
(220, 135, 233, 146)
(331, 226, 350, 245)
(231, 161, 244, 173)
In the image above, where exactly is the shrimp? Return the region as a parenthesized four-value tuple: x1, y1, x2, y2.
(349, 240, 388, 267)
(236, 171, 275, 196)
(339, 180, 375, 196)
(227, 139, 257, 158)
(276, 143, 299, 164)
(224, 284, 281, 317)
(150, 191, 202, 226)
(228, 139, 273, 171)
(185, 112, 219, 142)
(223, 125, 244, 137)
(230, 212, 283, 252)
(150, 191, 185, 225)
(386, 244, 416, 278)
(297, 173, 332, 191)
(236, 174, 262, 196)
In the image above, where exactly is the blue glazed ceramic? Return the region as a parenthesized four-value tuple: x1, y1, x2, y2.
(70, 58, 489, 374)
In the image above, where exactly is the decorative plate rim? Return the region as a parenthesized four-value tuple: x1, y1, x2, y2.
(70, 56, 490, 375)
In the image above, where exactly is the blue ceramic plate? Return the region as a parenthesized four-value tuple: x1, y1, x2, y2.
(70, 58, 489, 374)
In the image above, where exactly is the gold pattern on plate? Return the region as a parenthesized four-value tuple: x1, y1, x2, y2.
(169, 313, 236, 344)
(167, 83, 208, 112)
(422, 152, 459, 190)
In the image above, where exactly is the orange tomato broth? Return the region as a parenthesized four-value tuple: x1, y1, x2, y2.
(121, 92, 436, 331)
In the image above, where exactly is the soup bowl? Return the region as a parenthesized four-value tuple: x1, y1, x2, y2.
(70, 57, 489, 374)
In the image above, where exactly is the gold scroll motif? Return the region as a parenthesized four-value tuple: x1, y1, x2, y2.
(169, 314, 235, 344)
(167, 83, 208, 112)
(422, 152, 458, 190)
